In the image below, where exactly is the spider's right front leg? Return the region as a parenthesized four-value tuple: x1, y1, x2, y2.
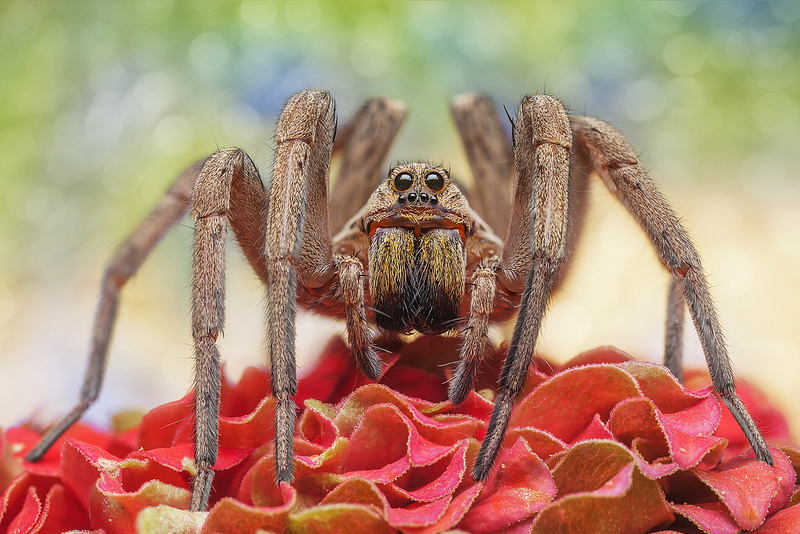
(24, 160, 202, 466)
(265, 90, 385, 485)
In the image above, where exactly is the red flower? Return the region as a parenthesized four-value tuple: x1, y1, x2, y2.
(2, 336, 799, 533)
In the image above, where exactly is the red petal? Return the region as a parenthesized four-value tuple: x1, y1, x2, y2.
(386, 441, 470, 503)
(609, 396, 726, 468)
(685, 370, 792, 456)
(9, 423, 119, 478)
(221, 366, 271, 417)
(341, 404, 412, 481)
(620, 360, 710, 413)
(290, 503, 395, 534)
(137, 394, 194, 450)
(693, 451, 786, 530)
(60, 440, 122, 512)
(559, 346, 635, 368)
(385, 497, 451, 528)
(91, 477, 191, 534)
(217, 396, 277, 451)
(6, 486, 40, 533)
(402, 483, 482, 534)
(201, 483, 295, 534)
(136, 505, 204, 534)
(570, 413, 615, 443)
(511, 365, 642, 443)
(321, 477, 389, 511)
(460, 439, 557, 533)
(132, 442, 247, 474)
(531, 440, 674, 533)
(754, 504, 800, 533)
(36, 483, 92, 534)
(503, 427, 566, 460)
(670, 501, 740, 534)
(298, 400, 339, 449)
(336, 385, 478, 447)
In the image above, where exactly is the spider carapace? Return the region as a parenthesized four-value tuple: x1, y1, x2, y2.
(26, 89, 774, 512)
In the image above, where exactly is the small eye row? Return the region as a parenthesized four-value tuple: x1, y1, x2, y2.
(392, 171, 445, 193)
(398, 192, 439, 205)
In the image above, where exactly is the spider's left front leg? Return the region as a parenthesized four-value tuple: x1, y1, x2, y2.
(473, 95, 574, 480)
(265, 90, 383, 484)
(570, 115, 773, 466)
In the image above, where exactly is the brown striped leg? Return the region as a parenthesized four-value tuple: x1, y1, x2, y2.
(265, 90, 340, 484)
(571, 114, 772, 466)
(664, 276, 686, 382)
(329, 98, 407, 234)
(475, 95, 573, 480)
(449, 263, 497, 405)
(25, 160, 201, 463)
(450, 93, 514, 237)
(189, 148, 266, 511)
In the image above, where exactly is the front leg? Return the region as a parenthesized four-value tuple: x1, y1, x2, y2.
(265, 90, 384, 484)
(190, 148, 266, 511)
(474, 95, 573, 480)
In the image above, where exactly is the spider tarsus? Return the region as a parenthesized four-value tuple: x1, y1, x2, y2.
(447, 382, 470, 407)
(448, 357, 480, 406)
(473, 390, 514, 482)
(757, 447, 775, 466)
(190, 466, 214, 512)
(275, 462, 294, 484)
(358, 348, 384, 380)
(273, 392, 297, 485)
(721, 394, 775, 466)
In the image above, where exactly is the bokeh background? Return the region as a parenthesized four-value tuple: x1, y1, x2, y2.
(1, 2, 798, 440)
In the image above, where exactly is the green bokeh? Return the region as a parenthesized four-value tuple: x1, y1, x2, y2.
(1, 1, 799, 428)
(2, 3, 798, 277)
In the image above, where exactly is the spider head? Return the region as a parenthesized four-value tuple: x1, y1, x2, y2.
(361, 163, 472, 335)
(363, 163, 472, 240)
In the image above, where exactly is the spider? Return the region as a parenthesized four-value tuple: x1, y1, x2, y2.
(26, 89, 773, 512)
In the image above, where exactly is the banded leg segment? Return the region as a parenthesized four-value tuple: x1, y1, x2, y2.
(664, 276, 686, 382)
(571, 115, 773, 465)
(475, 95, 573, 480)
(190, 148, 266, 511)
(449, 263, 498, 405)
(338, 256, 381, 380)
(450, 93, 514, 236)
(266, 90, 338, 483)
(25, 160, 202, 464)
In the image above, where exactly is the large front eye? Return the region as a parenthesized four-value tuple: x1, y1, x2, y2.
(425, 171, 445, 192)
(394, 172, 414, 191)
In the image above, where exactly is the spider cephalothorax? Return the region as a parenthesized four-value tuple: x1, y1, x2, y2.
(27, 89, 774, 512)
(362, 163, 474, 335)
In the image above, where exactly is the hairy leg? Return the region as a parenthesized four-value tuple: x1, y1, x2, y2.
(450, 93, 514, 236)
(25, 160, 202, 464)
(448, 262, 498, 405)
(189, 148, 265, 511)
(664, 276, 686, 382)
(449, 96, 591, 405)
(265, 90, 367, 484)
(571, 115, 772, 465)
(475, 95, 573, 480)
(330, 98, 407, 234)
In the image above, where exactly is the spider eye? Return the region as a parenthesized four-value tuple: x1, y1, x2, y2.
(393, 172, 414, 191)
(425, 172, 444, 192)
